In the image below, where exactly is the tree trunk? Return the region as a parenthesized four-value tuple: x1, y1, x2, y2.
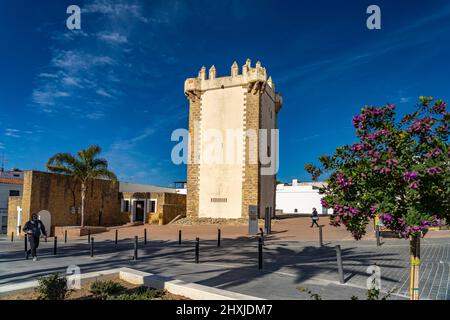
(409, 234, 421, 300)
(81, 182, 86, 228)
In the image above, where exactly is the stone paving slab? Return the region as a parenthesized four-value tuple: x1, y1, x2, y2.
(0, 235, 448, 300)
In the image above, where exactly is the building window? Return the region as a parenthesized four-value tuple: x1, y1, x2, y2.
(267, 145, 271, 157)
(149, 200, 156, 213)
(211, 198, 227, 203)
(9, 190, 20, 196)
(121, 200, 130, 213)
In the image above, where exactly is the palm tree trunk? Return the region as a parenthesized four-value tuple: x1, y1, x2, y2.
(409, 234, 421, 300)
(81, 182, 86, 227)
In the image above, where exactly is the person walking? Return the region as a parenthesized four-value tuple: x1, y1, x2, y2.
(310, 208, 320, 228)
(23, 213, 47, 261)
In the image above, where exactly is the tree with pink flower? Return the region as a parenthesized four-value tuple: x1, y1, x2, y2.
(305, 96, 449, 300)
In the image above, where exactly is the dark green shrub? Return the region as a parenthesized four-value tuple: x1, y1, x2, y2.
(89, 280, 125, 297)
(35, 273, 68, 300)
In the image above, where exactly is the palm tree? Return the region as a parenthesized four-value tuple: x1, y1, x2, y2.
(47, 145, 117, 227)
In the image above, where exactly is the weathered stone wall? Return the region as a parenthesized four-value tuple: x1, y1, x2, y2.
(259, 90, 277, 217)
(160, 193, 186, 224)
(7, 171, 126, 236)
(186, 93, 202, 218)
(7, 196, 22, 239)
(241, 89, 260, 218)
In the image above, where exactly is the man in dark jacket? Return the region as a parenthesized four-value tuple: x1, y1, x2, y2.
(310, 208, 320, 228)
(23, 213, 47, 261)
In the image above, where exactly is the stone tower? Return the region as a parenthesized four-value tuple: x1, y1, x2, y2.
(184, 59, 282, 219)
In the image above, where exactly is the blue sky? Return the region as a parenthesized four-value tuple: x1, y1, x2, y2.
(0, 0, 449, 186)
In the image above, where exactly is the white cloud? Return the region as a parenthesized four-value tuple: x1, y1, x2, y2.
(5, 129, 21, 138)
(97, 32, 128, 44)
(32, 88, 70, 107)
(51, 50, 115, 72)
(400, 97, 412, 103)
(62, 76, 82, 87)
(84, 1, 151, 24)
(86, 112, 105, 120)
(96, 88, 114, 98)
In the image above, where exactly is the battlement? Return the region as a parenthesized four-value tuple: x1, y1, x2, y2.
(184, 59, 278, 95)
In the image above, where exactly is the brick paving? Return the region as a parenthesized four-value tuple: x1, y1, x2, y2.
(0, 216, 448, 300)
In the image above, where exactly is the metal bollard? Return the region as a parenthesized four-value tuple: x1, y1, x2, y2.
(90, 237, 94, 257)
(144, 228, 147, 245)
(64, 230, 68, 243)
(259, 228, 265, 245)
(133, 236, 138, 260)
(258, 236, 263, 270)
(88, 229, 91, 243)
(376, 225, 381, 246)
(335, 245, 345, 284)
(115, 229, 118, 245)
(195, 237, 199, 264)
(24, 234, 28, 252)
(178, 230, 182, 245)
(319, 225, 323, 247)
(53, 236, 57, 255)
(217, 229, 221, 247)
(11, 232, 14, 242)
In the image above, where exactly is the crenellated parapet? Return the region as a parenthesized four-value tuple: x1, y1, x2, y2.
(185, 59, 282, 111)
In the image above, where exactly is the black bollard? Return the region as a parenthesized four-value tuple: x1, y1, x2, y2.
(258, 236, 263, 270)
(259, 228, 264, 245)
(88, 229, 91, 243)
(90, 237, 94, 257)
(217, 229, 221, 247)
(64, 230, 68, 243)
(195, 237, 199, 263)
(178, 230, 182, 245)
(53, 236, 58, 255)
(319, 225, 323, 247)
(11, 232, 14, 242)
(375, 225, 381, 246)
(133, 236, 138, 260)
(24, 234, 28, 252)
(144, 228, 147, 245)
(115, 229, 118, 245)
(335, 245, 345, 284)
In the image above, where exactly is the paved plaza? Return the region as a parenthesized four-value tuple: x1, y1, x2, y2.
(1, 216, 448, 300)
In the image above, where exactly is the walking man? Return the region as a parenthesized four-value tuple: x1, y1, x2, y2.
(310, 208, 320, 228)
(23, 213, 47, 261)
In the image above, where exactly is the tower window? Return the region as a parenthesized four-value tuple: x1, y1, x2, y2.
(211, 198, 227, 203)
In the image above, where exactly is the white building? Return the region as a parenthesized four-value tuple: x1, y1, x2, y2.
(0, 169, 24, 233)
(276, 179, 332, 215)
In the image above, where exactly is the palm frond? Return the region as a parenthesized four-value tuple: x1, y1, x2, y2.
(93, 168, 118, 183)
(47, 153, 79, 174)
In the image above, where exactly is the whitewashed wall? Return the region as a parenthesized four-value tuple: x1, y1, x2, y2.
(276, 184, 332, 215)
